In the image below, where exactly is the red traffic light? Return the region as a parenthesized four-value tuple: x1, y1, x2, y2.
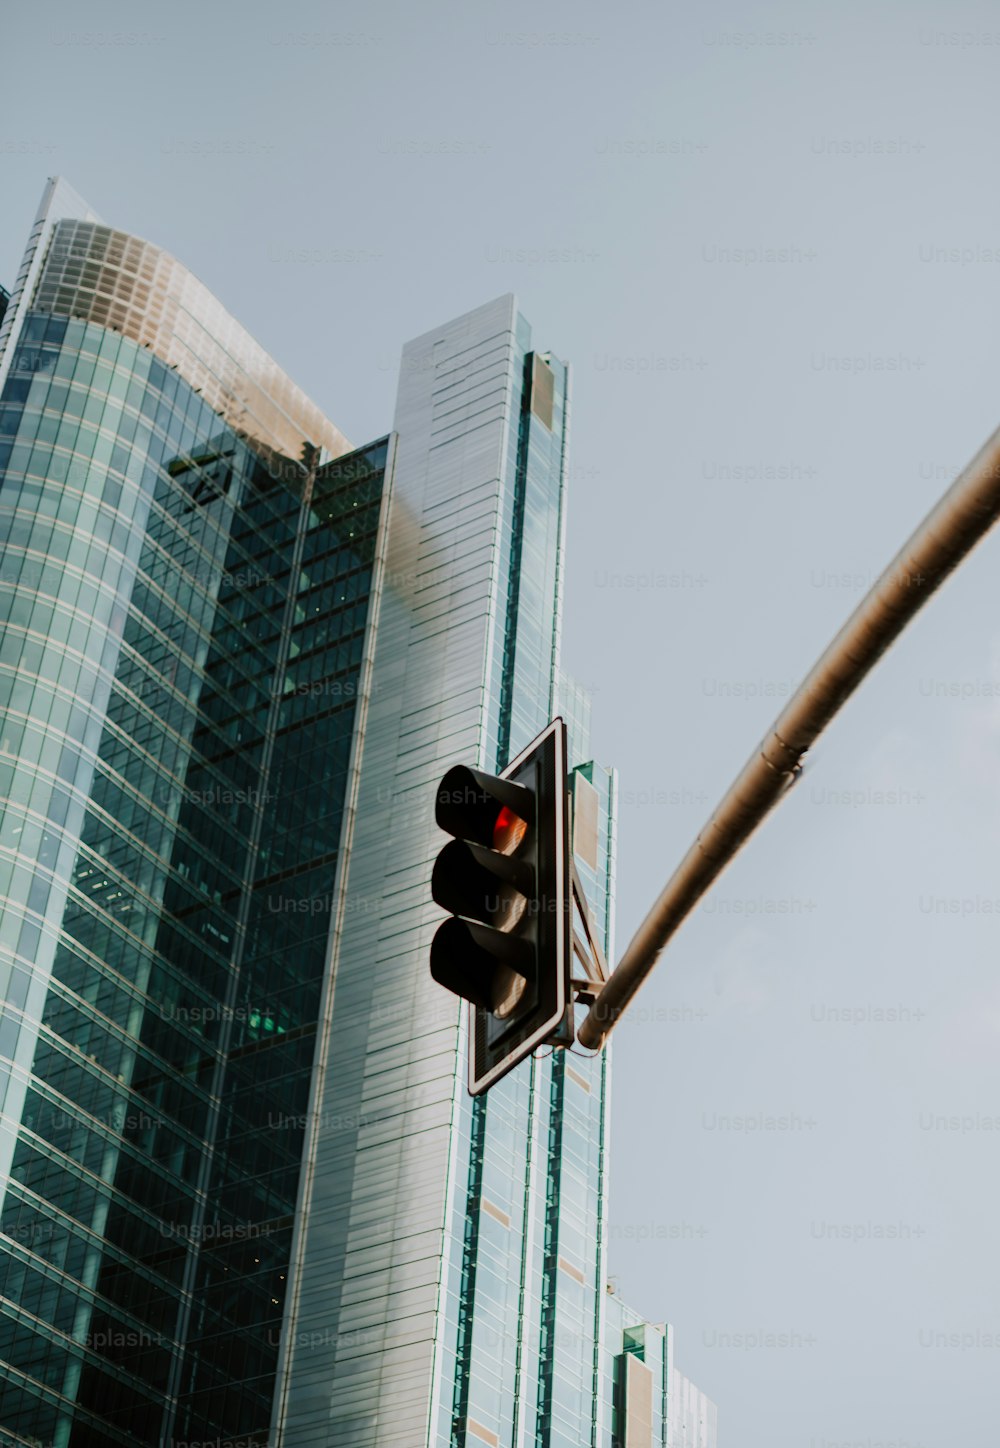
(492, 804, 528, 855)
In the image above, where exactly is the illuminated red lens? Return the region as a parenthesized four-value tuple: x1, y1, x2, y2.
(492, 804, 528, 855)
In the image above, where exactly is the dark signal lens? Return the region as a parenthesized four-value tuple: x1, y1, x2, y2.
(492, 804, 528, 855)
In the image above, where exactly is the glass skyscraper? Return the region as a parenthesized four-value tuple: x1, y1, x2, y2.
(0, 179, 716, 1448)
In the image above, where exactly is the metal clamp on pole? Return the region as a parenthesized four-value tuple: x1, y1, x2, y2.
(578, 423, 1000, 1052)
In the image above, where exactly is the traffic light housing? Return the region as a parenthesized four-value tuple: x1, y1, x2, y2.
(430, 718, 571, 1094)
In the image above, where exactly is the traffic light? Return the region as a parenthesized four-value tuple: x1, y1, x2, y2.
(430, 718, 571, 1094)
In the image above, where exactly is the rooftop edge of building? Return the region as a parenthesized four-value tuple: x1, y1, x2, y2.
(0, 176, 352, 471)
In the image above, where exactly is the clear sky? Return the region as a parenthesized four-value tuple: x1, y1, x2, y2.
(5, 0, 1000, 1441)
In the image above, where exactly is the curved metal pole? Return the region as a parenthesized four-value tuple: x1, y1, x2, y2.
(577, 423, 1000, 1051)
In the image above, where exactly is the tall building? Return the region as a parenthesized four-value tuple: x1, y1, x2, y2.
(274, 294, 620, 1448)
(0, 179, 716, 1448)
(0, 177, 388, 1448)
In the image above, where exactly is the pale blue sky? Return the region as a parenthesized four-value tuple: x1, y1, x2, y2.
(5, 0, 1000, 1441)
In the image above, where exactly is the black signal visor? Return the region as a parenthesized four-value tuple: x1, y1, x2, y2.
(431, 840, 533, 924)
(430, 917, 532, 1012)
(435, 765, 534, 849)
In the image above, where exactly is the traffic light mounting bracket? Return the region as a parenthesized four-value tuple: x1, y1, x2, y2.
(569, 858, 608, 1004)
